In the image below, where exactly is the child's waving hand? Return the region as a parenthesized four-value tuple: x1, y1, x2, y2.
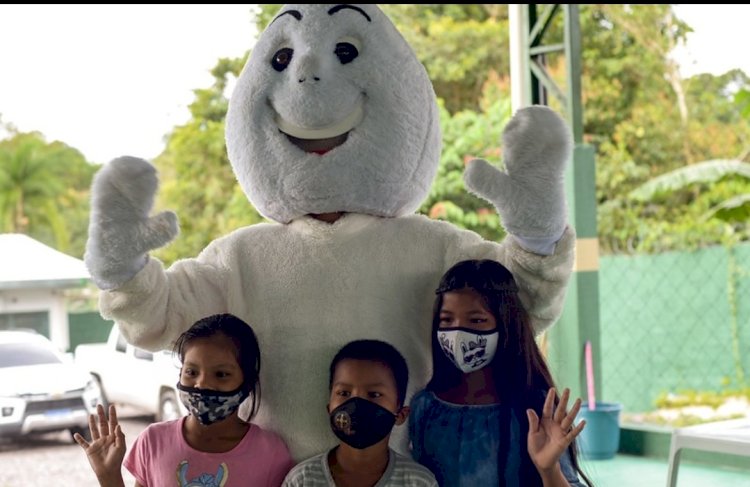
(527, 388, 586, 474)
(74, 404, 127, 487)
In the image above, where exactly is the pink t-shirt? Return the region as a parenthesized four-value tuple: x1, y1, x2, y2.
(123, 417, 294, 487)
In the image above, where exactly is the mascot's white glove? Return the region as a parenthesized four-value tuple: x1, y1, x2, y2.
(464, 106, 572, 255)
(84, 157, 179, 290)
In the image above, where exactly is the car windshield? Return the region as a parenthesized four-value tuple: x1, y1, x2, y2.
(0, 342, 62, 368)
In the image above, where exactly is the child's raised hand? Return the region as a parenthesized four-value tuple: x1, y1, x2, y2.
(526, 388, 585, 474)
(74, 404, 127, 485)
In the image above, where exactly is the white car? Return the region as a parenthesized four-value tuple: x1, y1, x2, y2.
(0, 330, 102, 440)
(75, 325, 187, 421)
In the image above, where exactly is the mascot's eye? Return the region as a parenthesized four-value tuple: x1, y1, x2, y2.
(271, 48, 294, 72)
(334, 42, 358, 64)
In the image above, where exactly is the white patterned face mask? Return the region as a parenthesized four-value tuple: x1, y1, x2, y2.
(437, 328, 499, 373)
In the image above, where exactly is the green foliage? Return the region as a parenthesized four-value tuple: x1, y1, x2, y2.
(629, 160, 750, 202)
(152, 55, 264, 267)
(623, 388, 750, 427)
(597, 160, 750, 253)
(0, 131, 95, 256)
(626, 411, 745, 428)
(655, 390, 729, 409)
(382, 5, 509, 114)
(417, 88, 512, 242)
(737, 88, 750, 119)
(581, 5, 690, 143)
(256, 4, 283, 31)
(707, 194, 750, 223)
(599, 183, 750, 254)
(579, 4, 750, 254)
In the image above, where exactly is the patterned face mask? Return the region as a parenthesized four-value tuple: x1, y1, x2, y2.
(176, 382, 249, 426)
(437, 327, 499, 373)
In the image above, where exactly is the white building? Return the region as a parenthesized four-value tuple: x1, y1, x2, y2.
(0, 233, 90, 351)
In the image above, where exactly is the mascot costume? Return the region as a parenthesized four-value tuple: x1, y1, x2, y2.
(85, 4, 575, 460)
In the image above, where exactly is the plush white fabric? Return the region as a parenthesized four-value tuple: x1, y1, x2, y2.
(226, 4, 441, 223)
(101, 214, 575, 460)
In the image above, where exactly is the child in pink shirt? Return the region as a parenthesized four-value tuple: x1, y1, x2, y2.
(75, 313, 294, 487)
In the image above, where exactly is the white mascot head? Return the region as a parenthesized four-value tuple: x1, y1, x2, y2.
(226, 4, 441, 223)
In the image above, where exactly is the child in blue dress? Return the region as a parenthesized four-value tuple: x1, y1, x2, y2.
(409, 259, 593, 487)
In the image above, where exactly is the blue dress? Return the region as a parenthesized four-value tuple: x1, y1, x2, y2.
(409, 389, 584, 487)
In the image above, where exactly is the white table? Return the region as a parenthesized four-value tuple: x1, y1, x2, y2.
(666, 417, 750, 487)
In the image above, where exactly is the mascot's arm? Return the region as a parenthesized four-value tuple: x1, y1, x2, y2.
(458, 105, 577, 334)
(85, 157, 229, 350)
(446, 225, 575, 336)
(98, 249, 230, 351)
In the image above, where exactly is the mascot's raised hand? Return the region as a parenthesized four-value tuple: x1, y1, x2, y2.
(464, 105, 572, 255)
(84, 156, 179, 290)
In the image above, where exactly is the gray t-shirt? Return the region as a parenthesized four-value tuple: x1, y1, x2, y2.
(282, 447, 438, 487)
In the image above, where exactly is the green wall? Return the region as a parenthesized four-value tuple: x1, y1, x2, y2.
(68, 311, 113, 352)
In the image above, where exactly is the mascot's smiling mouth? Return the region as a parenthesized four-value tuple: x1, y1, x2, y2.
(275, 101, 364, 155)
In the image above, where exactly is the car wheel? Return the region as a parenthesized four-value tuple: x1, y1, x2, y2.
(158, 390, 180, 422)
(69, 426, 91, 443)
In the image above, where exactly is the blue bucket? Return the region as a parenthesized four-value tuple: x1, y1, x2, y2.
(576, 401, 622, 460)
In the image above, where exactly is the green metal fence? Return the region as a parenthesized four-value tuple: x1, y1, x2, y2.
(599, 242, 750, 418)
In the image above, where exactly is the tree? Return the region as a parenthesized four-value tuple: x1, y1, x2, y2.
(737, 88, 750, 120)
(0, 131, 95, 255)
(599, 160, 750, 253)
(152, 55, 266, 266)
(382, 4, 509, 114)
(574, 5, 750, 253)
(420, 77, 511, 241)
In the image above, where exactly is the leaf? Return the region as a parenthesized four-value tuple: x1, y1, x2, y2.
(703, 194, 750, 223)
(629, 159, 750, 201)
(735, 89, 750, 119)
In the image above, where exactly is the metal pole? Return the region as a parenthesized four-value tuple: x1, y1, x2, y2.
(509, 4, 602, 402)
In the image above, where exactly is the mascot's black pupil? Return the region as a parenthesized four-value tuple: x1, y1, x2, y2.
(335, 42, 358, 64)
(272, 48, 294, 72)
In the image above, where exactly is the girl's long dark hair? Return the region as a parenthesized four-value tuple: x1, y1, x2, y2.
(173, 313, 262, 420)
(427, 259, 592, 486)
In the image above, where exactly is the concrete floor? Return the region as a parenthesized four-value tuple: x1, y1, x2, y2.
(581, 454, 750, 487)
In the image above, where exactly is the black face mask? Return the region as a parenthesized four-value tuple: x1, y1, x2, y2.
(329, 397, 397, 450)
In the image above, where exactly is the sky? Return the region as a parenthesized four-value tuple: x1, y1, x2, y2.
(669, 4, 750, 78)
(0, 4, 748, 165)
(0, 5, 259, 165)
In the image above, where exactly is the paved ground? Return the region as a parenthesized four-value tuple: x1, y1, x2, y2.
(0, 407, 150, 487)
(4, 410, 748, 487)
(582, 454, 750, 486)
